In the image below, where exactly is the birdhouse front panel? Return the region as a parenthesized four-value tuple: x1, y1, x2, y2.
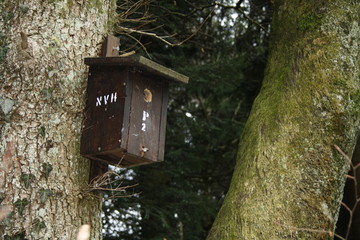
(125, 71, 169, 164)
(80, 56, 188, 168)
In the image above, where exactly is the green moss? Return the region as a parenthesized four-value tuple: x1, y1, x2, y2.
(86, 0, 103, 13)
(298, 13, 324, 31)
(208, 1, 359, 238)
(73, 134, 91, 187)
(0, 31, 8, 61)
(0, 193, 4, 203)
(4, 232, 26, 240)
(106, 1, 119, 32)
(0, 45, 8, 61)
(19, 4, 29, 14)
(1, 11, 14, 24)
(58, 8, 66, 18)
(66, 0, 74, 10)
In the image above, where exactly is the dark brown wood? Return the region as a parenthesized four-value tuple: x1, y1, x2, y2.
(85, 56, 189, 84)
(158, 83, 169, 161)
(81, 66, 127, 154)
(100, 35, 120, 57)
(120, 69, 132, 152)
(126, 71, 164, 162)
(89, 160, 109, 184)
(88, 35, 120, 183)
(81, 54, 188, 168)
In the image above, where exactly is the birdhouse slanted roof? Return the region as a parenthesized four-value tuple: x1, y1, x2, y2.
(85, 56, 189, 84)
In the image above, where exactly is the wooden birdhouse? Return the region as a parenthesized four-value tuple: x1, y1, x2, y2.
(80, 56, 188, 167)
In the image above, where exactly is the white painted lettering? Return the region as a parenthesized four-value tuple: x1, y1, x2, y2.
(104, 95, 110, 105)
(96, 96, 102, 106)
(111, 92, 117, 103)
(96, 92, 118, 107)
(142, 111, 150, 121)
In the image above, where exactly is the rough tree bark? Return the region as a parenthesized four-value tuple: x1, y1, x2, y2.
(207, 1, 359, 239)
(0, 1, 116, 239)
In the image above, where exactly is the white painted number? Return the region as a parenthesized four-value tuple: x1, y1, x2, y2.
(141, 111, 150, 132)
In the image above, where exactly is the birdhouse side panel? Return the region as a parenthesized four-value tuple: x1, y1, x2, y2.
(81, 66, 128, 156)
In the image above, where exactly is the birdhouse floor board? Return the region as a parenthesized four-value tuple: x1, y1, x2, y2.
(84, 151, 160, 168)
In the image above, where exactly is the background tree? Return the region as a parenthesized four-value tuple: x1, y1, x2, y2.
(0, 1, 116, 239)
(207, 0, 360, 239)
(102, 0, 272, 239)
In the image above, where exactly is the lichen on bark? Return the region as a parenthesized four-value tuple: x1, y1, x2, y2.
(0, 0, 116, 239)
(207, 1, 360, 239)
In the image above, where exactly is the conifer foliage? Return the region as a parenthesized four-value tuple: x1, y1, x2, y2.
(102, 1, 272, 239)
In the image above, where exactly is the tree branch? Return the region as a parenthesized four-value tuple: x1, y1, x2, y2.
(214, 1, 269, 33)
(117, 7, 214, 47)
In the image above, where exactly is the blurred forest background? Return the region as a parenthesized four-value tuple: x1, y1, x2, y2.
(102, 0, 273, 239)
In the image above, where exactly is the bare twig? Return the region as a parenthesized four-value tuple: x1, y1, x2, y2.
(214, 1, 269, 33)
(84, 155, 139, 200)
(334, 233, 347, 240)
(354, 162, 360, 168)
(334, 144, 352, 167)
(334, 144, 360, 240)
(345, 175, 355, 180)
(341, 202, 352, 215)
(278, 222, 335, 238)
(123, 33, 152, 58)
(287, 226, 333, 236)
(119, 50, 136, 57)
(117, 6, 214, 48)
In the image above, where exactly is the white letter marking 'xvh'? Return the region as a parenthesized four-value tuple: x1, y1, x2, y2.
(96, 92, 117, 107)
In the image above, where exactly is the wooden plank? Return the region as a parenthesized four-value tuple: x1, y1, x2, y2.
(126, 71, 163, 162)
(81, 66, 127, 154)
(120, 68, 132, 151)
(85, 56, 189, 84)
(100, 35, 120, 57)
(85, 35, 120, 183)
(137, 56, 189, 83)
(157, 82, 169, 161)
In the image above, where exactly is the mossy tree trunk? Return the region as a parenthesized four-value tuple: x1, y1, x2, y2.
(207, 1, 359, 239)
(0, 1, 116, 239)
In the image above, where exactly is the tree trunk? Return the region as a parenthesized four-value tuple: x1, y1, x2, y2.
(0, 1, 116, 239)
(207, 1, 360, 239)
